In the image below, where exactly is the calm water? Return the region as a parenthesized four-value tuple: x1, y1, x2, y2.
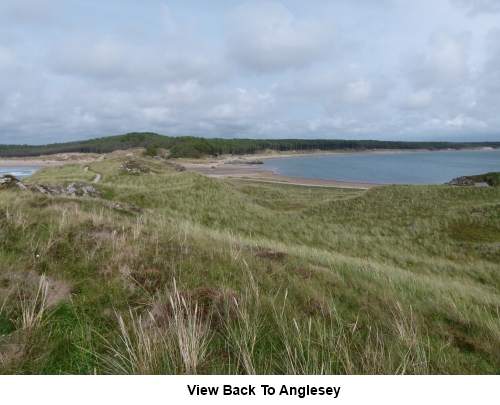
(263, 150, 500, 184)
(0, 167, 41, 179)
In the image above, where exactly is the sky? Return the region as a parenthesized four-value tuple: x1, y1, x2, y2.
(0, 0, 499, 144)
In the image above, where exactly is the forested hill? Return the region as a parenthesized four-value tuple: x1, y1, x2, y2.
(1, 132, 499, 158)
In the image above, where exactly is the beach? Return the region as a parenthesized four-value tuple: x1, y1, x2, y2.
(0, 159, 64, 167)
(198, 169, 380, 189)
(2, 147, 495, 188)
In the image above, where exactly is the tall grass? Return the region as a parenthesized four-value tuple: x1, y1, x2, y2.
(1, 154, 499, 374)
(20, 275, 49, 330)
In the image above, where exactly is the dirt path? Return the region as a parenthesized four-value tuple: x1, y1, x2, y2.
(84, 165, 101, 183)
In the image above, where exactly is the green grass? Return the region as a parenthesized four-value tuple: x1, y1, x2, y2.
(1, 155, 500, 374)
(466, 172, 500, 187)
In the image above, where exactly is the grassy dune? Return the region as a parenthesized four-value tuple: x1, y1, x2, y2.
(1, 154, 499, 374)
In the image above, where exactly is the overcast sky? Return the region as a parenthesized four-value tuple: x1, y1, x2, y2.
(1, 0, 499, 144)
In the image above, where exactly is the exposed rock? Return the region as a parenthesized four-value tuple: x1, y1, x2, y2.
(2, 172, 99, 198)
(445, 177, 476, 186)
(0, 174, 20, 188)
(119, 159, 151, 174)
(16, 180, 100, 198)
(172, 163, 186, 172)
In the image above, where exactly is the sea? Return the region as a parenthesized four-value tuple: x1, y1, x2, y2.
(0, 167, 42, 179)
(263, 149, 500, 184)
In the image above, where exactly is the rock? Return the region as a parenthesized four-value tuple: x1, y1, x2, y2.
(0, 174, 20, 188)
(171, 163, 186, 172)
(445, 177, 476, 186)
(119, 159, 151, 174)
(2, 174, 100, 198)
(17, 181, 100, 198)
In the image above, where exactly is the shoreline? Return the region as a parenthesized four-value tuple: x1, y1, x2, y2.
(2, 147, 496, 188)
(200, 169, 382, 189)
(183, 147, 497, 187)
(1, 146, 494, 169)
(0, 160, 64, 167)
(180, 146, 497, 169)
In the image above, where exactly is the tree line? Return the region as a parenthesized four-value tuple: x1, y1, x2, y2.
(1, 132, 499, 158)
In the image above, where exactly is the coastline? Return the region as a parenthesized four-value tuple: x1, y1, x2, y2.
(2, 146, 493, 169)
(180, 146, 496, 169)
(1, 147, 495, 188)
(182, 147, 497, 188)
(198, 169, 382, 189)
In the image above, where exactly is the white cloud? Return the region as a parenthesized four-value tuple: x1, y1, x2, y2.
(430, 114, 487, 129)
(430, 30, 469, 82)
(1, 0, 500, 143)
(402, 29, 469, 91)
(227, 1, 335, 73)
(405, 89, 432, 109)
(470, 29, 500, 121)
(51, 35, 128, 80)
(49, 29, 227, 89)
(344, 80, 372, 104)
(0, 0, 63, 25)
(308, 117, 343, 132)
(0, 47, 14, 70)
(450, 0, 500, 16)
(207, 90, 273, 119)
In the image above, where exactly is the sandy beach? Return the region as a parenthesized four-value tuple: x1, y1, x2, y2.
(0, 159, 64, 167)
(194, 168, 381, 189)
(180, 150, 401, 188)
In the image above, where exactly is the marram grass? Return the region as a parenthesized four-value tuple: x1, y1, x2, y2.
(1, 154, 499, 374)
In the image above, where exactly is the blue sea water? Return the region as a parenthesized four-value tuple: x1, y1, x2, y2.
(0, 167, 41, 179)
(263, 150, 500, 184)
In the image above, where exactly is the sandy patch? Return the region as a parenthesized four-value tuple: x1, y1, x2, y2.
(0, 159, 64, 167)
(200, 169, 381, 189)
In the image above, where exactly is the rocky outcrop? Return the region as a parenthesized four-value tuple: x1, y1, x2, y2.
(445, 177, 477, 186)
(1, 175, 100, 197)
(172, 163, 186, 172)
(17, 182, 101, 197)
(119, 159, 151, 174)
(0, 174, 19, 188)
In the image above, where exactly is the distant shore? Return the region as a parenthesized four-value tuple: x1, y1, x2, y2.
(181, 146, 496, 170)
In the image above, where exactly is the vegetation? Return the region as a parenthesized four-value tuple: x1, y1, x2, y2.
(465, 172, 500, 187)
(0, 155, 499, 374)
(143, 144, 159, 157)
(1, 132, 499, 158)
